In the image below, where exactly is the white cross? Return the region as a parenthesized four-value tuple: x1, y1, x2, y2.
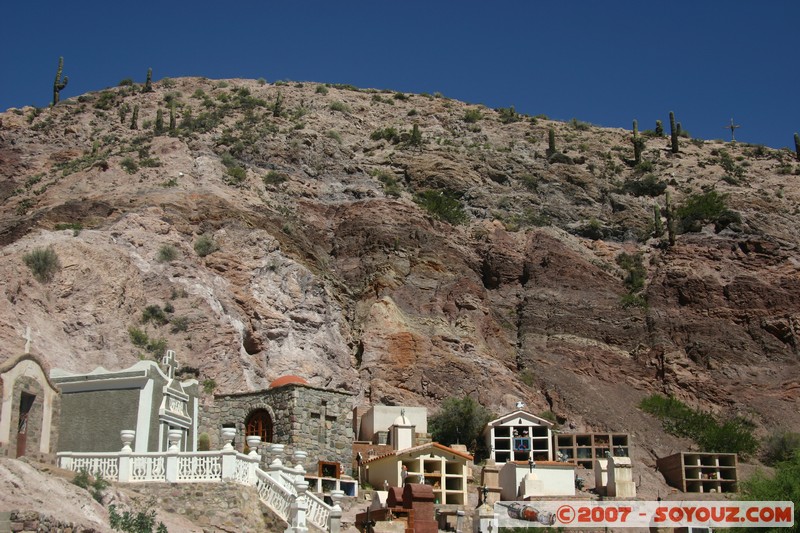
(23, 326, 31, 354)
(162, 349, 178, 379)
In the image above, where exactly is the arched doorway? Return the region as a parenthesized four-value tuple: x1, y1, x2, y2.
(245, 408, 273, 443)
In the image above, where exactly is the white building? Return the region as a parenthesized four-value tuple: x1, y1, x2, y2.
(362, 442, 472, 505)
(357, 405, 427, 445)
(499, 461, 576, 499)
(484, 410, 554, 464)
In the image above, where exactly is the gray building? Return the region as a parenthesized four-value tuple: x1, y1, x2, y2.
(51, 351, 199, 453)
(200, 375, 354, 474)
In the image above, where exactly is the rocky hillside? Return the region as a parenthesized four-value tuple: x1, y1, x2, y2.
(1, 77, 798, 486)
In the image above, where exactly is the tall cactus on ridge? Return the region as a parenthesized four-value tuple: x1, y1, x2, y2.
(169, 103, 176, 133)
(547, 128, 556, 157)
(653, 203, 664, 238)
(130, 105, 139, 130)
(143, 67, 154, 93)
(632, 119, 644, 164)
(794, 133, 800, 162)
(53, 57, 69, 106)
(669, 111, 679, 153)
(665, 191, 676, 246)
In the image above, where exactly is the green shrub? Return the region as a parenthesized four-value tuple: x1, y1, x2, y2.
(376, 171, 401, 197)
(622, 174, 667, 197)
(739, 450, 800, 528)
(497, 106, 520, 124)
(263, 170, 289, 186)
(142, 305, 169, 326)
(329, 101, 350, 113)
(370, 127, 401, 144)
(762, 431, 800, 466)
(197, 433, 211, 451)
(23, 247, 60, 283)
(620, 293, 647, 308)
(203, 378, 217, 394)
(194, 234, 218, 257)
(128, 327, 149, 348)
(548, 152, 574, 165)
(414, 189, 468, 225)
(120, 157, 138, 174)
(429, 395, 492, 458)
(640, 394, 758, 457)
(676, 190, 740, 233)
(570, 118, 593, 130)
(55, 222, 83, 236)
(616, 252, 646, 292)
(315, 85, 328, 95)
(326, 130, 342, 144)
(225, 165, 247, 185)
(109, 504, 168, 533)
(170, 316, 189, 333)
(157, 245, 178, 262)
(72, 469, 108, 502)
(463, 108, 482, 123)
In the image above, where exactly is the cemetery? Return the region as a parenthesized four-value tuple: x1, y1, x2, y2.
(0, 344, 743, 532)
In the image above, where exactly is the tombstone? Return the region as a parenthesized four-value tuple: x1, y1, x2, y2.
(386, 486, 405, 508)
(608, 456, 636, 497)
(369, 491, 388, 513)
(51, 353, 199, 453)
(519, 471, 545, 498)
(594, 458, 609, 496)
(403, 483, 437, 533)
(479, 460, 502, 506)
(390, 410, 414, 451)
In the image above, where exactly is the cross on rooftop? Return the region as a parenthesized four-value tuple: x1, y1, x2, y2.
(162, 349, 178, 379)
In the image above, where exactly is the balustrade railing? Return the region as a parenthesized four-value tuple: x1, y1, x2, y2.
(56, 432, 341, 532)
(129, 454, 165, 481)
(177, 452, 222, 482)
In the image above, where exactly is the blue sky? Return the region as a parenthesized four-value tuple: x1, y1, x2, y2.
(2, 1, 798, 148)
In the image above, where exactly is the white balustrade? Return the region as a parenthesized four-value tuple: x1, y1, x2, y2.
(56, 445, 339, 532)
(177, 452, 222, 481)
(129, 454, 166, 481)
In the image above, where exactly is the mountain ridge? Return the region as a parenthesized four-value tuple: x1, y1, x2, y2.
(1, 77, 798, 499)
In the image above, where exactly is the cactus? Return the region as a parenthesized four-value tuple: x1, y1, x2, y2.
(655, 120, 664, 136)
(272, 91, 283, 117)
(677, 122, 682, 137)
(143, 67, 154, 93)
(669, 111, 679, 153)
(665, 191, 675, 246)
(632, 119, 643, 164)
(794, 133, 800, 162)
(130, 105, 139, 130)
(547, 128, 556, 157)
(409, 123, 422, 147)
(118, 103, 130, 124)
(155, 108, 164, 134)
(169, 103, 176, 132)
(52, 57, 69, 106)
(653, 203, 663, 238)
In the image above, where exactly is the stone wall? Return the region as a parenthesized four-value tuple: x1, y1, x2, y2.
(200, 383, 354, 474)
(59, 389, 139, 453)
(122, 481, 283, 532)
(3, 510, 98, 533)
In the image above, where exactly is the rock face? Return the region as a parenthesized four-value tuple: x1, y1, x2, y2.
(1, 78, 799, 499)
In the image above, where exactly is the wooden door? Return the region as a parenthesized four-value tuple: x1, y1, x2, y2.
(16, 392, 36, 458)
